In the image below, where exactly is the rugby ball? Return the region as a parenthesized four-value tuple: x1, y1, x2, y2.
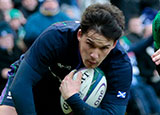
(60, 68, 107, 114)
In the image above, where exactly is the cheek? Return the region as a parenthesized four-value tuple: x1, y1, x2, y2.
(80, 44, 90, 59)
(81, 46, 89, 56)
(101, 49, 112, 59)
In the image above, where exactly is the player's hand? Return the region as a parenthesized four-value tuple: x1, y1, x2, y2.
(59, 70, 82, 100)
(151, 49, 160, 65)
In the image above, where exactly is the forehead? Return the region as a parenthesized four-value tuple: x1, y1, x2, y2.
(85, 30, 114, 46)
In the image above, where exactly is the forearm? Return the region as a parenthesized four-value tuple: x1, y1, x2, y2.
(10, 59, 42, 115)
(66, 93, 127, 115)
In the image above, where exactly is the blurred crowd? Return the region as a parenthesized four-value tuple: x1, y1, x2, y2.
(0, 0, 160, 115)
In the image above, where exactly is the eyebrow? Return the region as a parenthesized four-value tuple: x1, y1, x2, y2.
(86, 37, 111, 47)
(87, 38, 94, 44)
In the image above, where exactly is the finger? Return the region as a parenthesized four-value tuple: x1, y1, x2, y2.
(152, 54, 160, 62)
(69, 69, 77, 79)
(155, 59, 160, 65)
(156, 49, 160, 54)
(152, 49, 160, 58)
(76, 71, 82, 82)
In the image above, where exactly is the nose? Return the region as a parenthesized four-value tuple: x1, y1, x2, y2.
(90, 49, 99, 59)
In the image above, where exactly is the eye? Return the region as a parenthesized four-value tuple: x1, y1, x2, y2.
(100, 46, 109, 50)
(86, 42, 95, 48)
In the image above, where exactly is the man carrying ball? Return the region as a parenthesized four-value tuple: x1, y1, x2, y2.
(0, 3, 132, 115)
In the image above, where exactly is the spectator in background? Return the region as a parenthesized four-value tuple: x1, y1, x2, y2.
(18, 0, 39, 19)
(140, 7, 158, 39)
(111, 0, 141, 28)
(23, 0, 73, 48)
(119, 16, 160, 114)
(78, 0, 110, 14)
(58, 0, 81, 20)
(7, 9, 26, 36)
(0, 9, 23, 94)
(0, 21, 23, 94)
(127, 16, 144, 40)
(0, 0, 13, 12)
(0, 0, 14, 22)
(110, 0, 160, 29)
(124, 16, 157, 81)
(120, 16, 155, 82)
(60, 3, 81, 20)
(7, 8, 27, 52)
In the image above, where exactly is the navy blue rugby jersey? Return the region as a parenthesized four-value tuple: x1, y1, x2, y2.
(11, 21, 132, 114)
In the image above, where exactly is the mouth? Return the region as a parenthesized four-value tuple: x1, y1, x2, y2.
(87, 60, 97, 65)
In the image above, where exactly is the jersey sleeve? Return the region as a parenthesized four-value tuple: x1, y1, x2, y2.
(10, 59, 40, 115)
(102, 43, 132, 106)
(66, 93, 127, 115)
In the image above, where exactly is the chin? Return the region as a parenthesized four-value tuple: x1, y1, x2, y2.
(84, 64, 98, 69)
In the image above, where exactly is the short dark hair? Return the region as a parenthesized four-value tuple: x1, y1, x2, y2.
(80, 3, 125, 41)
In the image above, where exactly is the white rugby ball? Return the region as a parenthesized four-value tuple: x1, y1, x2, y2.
(60, 68, 107, 114)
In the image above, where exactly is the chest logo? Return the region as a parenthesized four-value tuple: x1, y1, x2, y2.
(57, 63, 72, 70)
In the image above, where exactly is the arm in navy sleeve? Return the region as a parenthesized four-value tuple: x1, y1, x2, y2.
(9, 26, 59, 115)
(9, 24, 73, 114)
(66, 94, 126, 115)
(10, 59, 42, 115)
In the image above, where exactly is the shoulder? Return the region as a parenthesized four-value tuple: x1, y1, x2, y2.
(51, 21, 80, 31)
(110, 41, 131, 64)
(101, 41, 132, 87)
(39, 21, 80, 39)
(26, 21, 80, 46)
(99, 42, 132, 106)
(26, 21, 80, 56)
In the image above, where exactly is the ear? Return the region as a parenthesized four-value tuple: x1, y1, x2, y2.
(77, 29, 82, 41)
